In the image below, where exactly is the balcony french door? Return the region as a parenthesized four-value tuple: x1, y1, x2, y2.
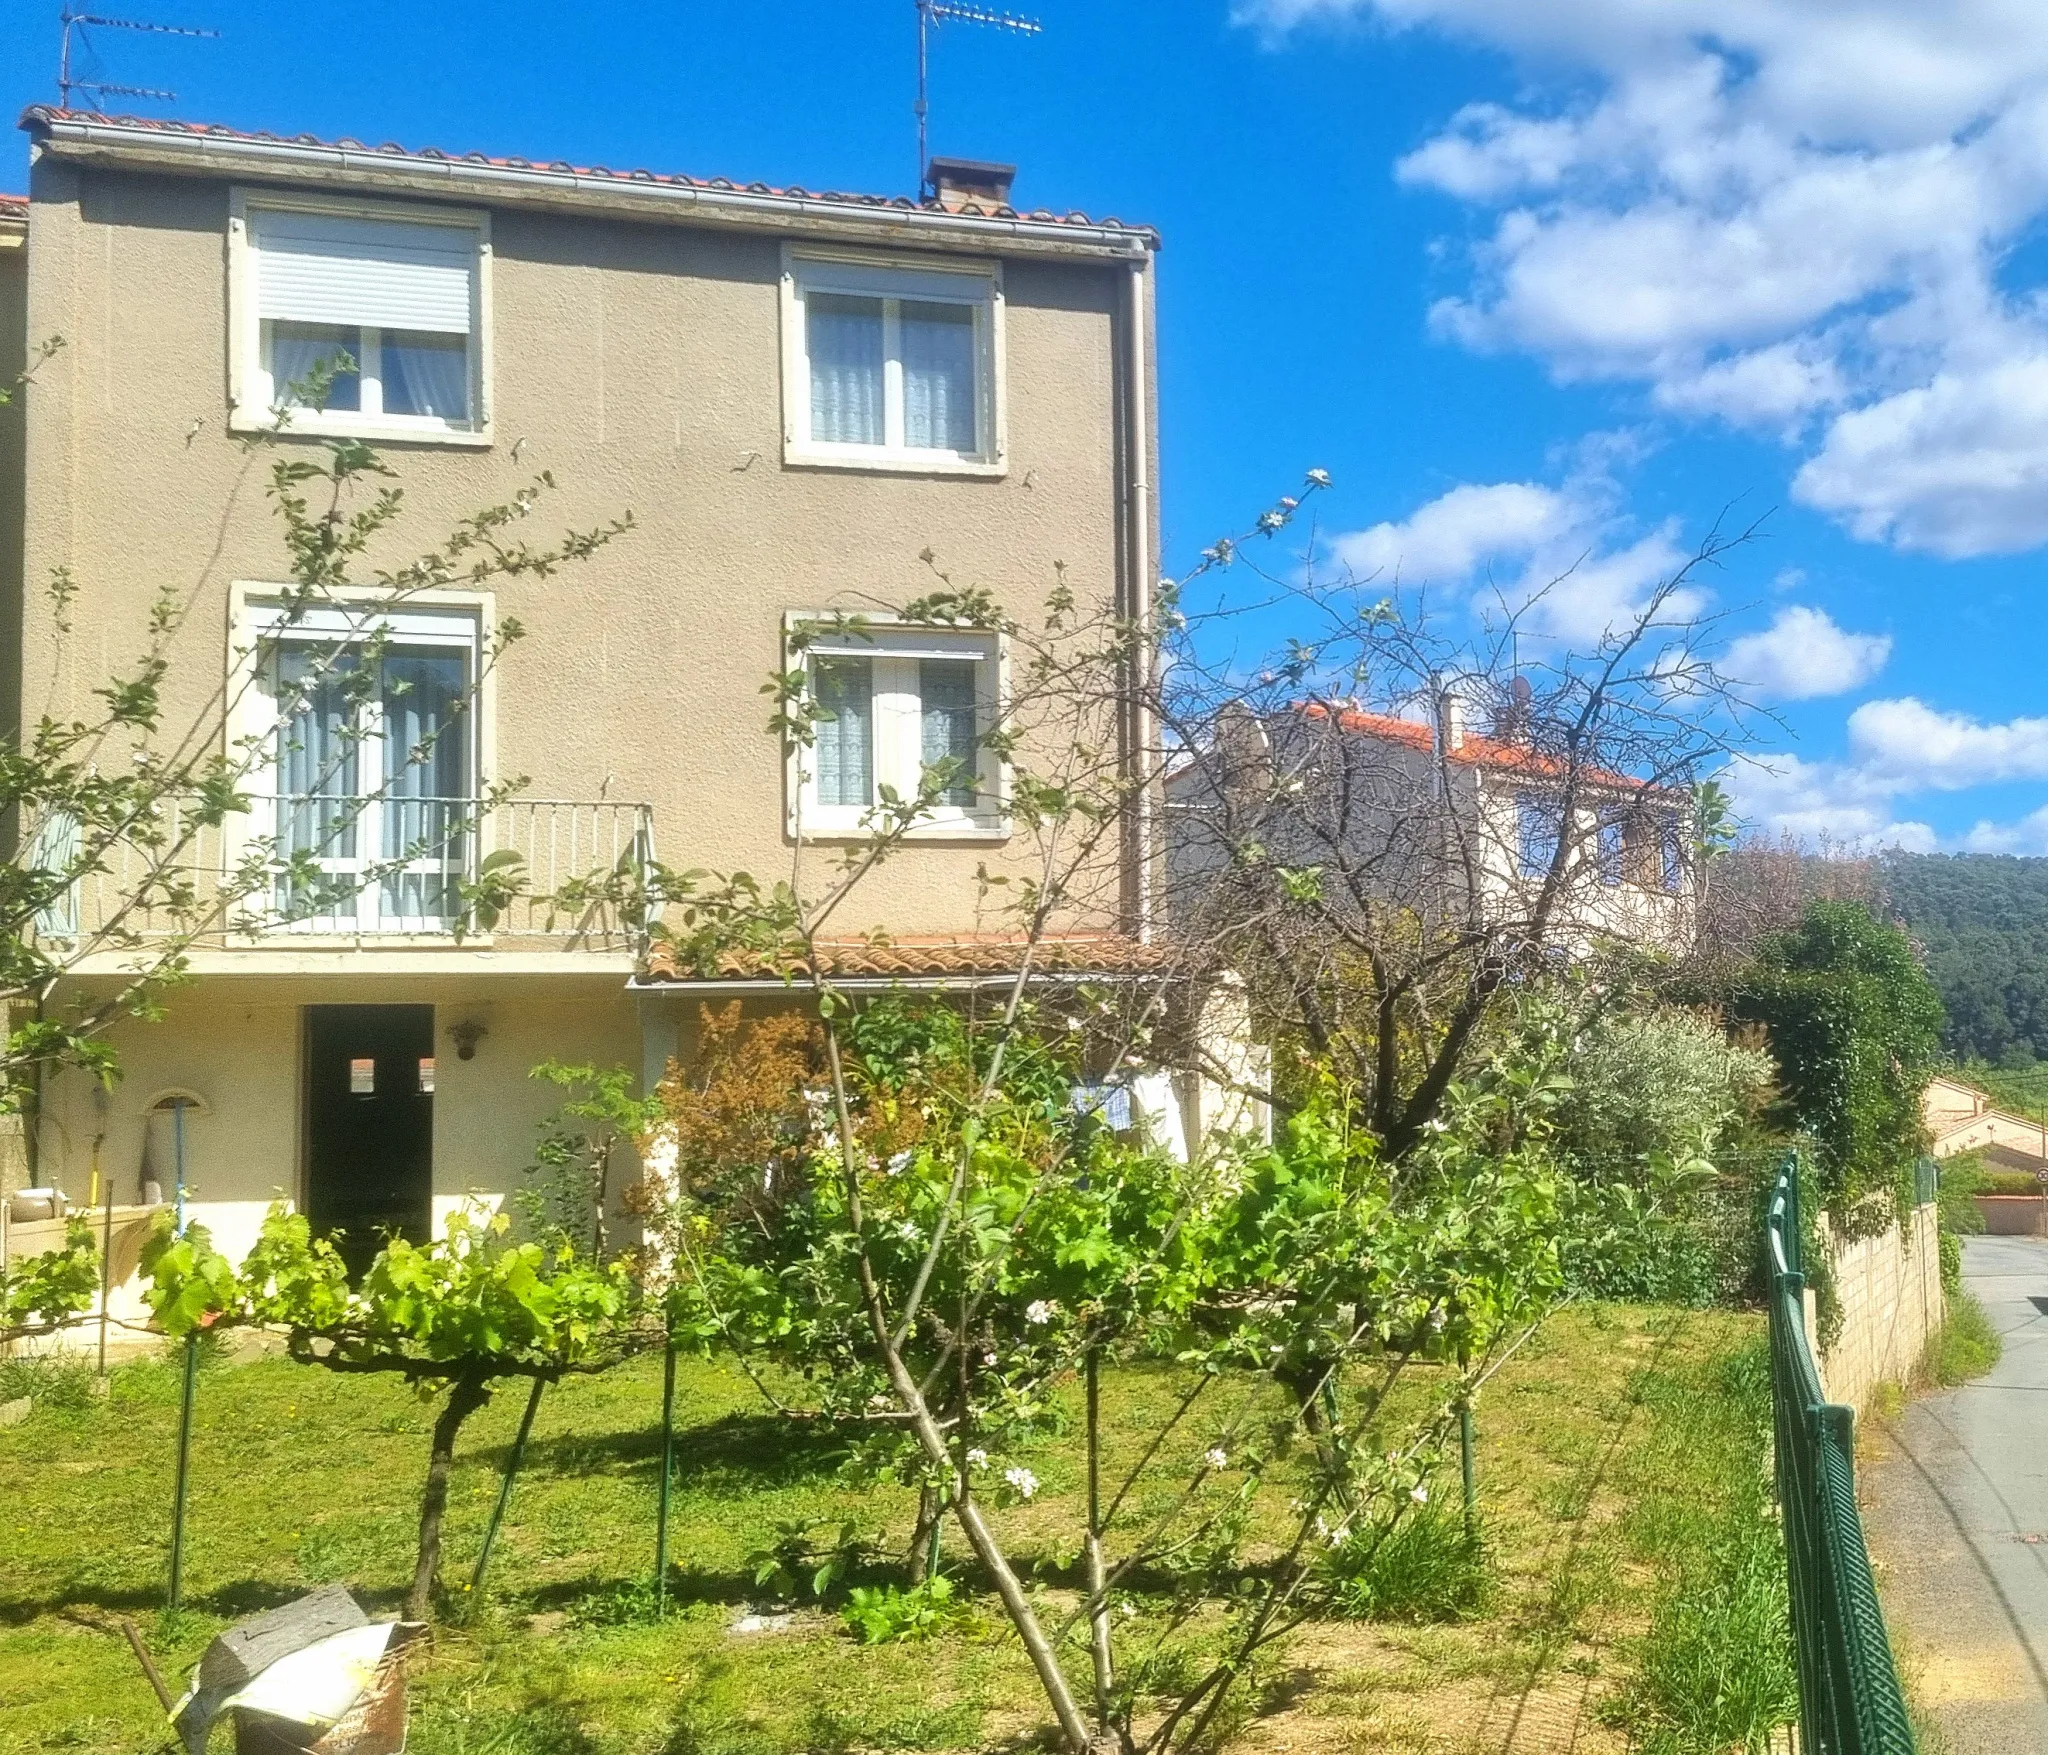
(271, 640, 473, 934)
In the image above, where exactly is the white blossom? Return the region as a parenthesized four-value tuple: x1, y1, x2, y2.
(1025, 1299, 1057, 1326)
(1204, 1448, 1228, 1471)
(896, 1219, 922, 1242)
(966, 1447, 989, 1469)
(1005, 1466, 1039, 1500)
(1410, 1484, 1429, 1505)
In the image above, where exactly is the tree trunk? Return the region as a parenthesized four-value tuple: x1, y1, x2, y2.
(408, 1374, 493, 1621)
(1085, 1348, 1119, 1737)
(908, 1482, 943, 1584)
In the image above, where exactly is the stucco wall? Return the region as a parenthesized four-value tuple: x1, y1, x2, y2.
(18, 158, 1143, 935)
(1818, 1205, 1944, 1415)
(36, 972, 641, 1264)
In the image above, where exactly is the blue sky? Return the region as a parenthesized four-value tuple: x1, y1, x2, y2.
(6, 0, 2048, 852)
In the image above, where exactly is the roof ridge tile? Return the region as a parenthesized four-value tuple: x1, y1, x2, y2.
(14, 104, 1159, 240)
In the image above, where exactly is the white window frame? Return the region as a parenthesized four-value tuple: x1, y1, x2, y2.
(228, 189, 494, 447)
(225, 584, 498, 940)
(780, 246, 1006, 476)
(784, 613, 1009, 841)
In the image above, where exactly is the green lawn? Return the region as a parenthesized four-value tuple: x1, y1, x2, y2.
(0, 1305, 1776, 1755)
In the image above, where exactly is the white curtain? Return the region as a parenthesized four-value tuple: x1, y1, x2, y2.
(270, 322, 361, 411)
(275, 644, 360, 919)
(381, 331, 471, 420)
(902, 301, 976, 452)
(808, 294, 885, 445)
(381, 650, 467, 920)
(814, 659, 873, 807)
(919, 659, 978, 804)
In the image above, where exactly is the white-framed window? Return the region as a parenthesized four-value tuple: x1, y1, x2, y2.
(240, 598, 485, 935)
(781, 249, 1004, 473)
(787, 617, 1006, 838)
(1515, 793, 1563, 880)
(229, 192, 490, 444)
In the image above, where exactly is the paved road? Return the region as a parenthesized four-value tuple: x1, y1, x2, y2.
(1862, 1234, 2048, 1752)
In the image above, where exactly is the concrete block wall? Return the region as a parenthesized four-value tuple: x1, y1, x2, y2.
(1818, 1205, 1944, 1414)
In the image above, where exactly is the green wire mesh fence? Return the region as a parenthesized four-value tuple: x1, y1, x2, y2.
(1765, 1152, 1917, 1755)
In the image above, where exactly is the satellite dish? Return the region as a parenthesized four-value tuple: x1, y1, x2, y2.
(1511, 676, 1533, 706)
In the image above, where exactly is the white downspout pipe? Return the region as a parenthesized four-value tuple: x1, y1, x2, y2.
(1127, 258, 1154, 944)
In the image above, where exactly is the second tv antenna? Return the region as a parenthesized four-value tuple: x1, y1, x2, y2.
(915, 0, 1040, 198)
(59, 6, 218, 109)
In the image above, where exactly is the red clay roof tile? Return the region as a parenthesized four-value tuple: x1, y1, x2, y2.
(640, 932, 1166, 984)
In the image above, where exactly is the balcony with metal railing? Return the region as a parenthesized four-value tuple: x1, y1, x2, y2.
(44, 794, 658, 956)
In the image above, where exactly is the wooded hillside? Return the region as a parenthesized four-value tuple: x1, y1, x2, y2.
(1880, 853, 2048, 1063)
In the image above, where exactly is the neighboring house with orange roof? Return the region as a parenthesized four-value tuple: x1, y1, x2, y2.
(0, 108, 1175, 1273)
(1923, 1073, 2048, 1172)
(1164, 690, 1696, 957)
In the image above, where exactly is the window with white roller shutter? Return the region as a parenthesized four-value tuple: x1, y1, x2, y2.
(229, 192, 490, 441)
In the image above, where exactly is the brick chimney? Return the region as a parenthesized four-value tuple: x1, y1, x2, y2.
(928, 157, 1017, 212)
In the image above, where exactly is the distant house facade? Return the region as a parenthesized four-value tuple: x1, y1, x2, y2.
(1165, 692, 1697, 959)
(0, 109, 1167, 1277)
(1924, 1074, 2048, 1173)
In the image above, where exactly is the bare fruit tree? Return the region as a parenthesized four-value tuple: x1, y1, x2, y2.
(1154, 509, 1759, 1156)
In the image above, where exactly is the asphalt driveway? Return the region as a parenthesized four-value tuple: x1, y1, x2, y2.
(1861, 1234, 2048, 1752)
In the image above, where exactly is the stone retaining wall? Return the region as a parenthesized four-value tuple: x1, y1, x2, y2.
(1818, 1203, 1943, 1414)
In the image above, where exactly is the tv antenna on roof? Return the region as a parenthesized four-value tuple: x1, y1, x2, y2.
(915, 0, 1040, 199)
(59, 6, 218, 110)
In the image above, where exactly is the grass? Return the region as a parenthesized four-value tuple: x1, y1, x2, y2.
(1927, 1290, 2003, 1387)
(1605, 1340, 1798, 1755)
(0, 1306, 1783, 1755)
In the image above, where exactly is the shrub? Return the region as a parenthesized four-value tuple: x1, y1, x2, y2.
(1724, 901, 1944, 1229)
(1321, 1501, 1490, 1623)
(840, 1576, 974, 1644)
(1930, 1292, 2001, 1386)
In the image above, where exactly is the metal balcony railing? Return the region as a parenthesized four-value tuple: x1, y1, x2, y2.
(46, 794, 658, 951)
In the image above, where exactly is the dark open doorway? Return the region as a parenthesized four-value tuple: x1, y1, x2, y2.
(304, 1004, 435, 1276)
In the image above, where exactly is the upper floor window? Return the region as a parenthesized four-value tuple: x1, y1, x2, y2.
(231, 194, 490, 444)
(789, 618, 1005, 838)
(782, 250, 1004, 474)
(1516, 793, 1562, 880)
(1596, 807, 1626, 886)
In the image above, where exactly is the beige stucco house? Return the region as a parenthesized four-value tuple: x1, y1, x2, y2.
(0, 108, 1164, 1282)
(1924, 1073, 2048, 1173)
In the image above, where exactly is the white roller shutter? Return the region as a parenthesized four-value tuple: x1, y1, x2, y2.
(253, 208, 477, 334)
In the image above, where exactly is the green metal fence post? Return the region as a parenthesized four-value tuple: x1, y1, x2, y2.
(471, 1375, 546, 1598)
(167, 1332, 198, 1610)
(165, 1097, 196, 1612)
(1458, 1396, 1477, 1542)
(654, 1334, 677, 1617)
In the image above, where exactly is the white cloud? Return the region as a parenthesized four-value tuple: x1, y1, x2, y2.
(1720, 751, 1936, 852)
(1846, 697, 2048, 789)
(1331, 481, 1572, 581)
(1242, 0, 2048, 556)
(1722, 606, 1891, 700)
(1793, 350, 2048, 556)
(1962, 805, 2048, 854)
(1327, 470, 1695, 642)
(1716, 696, 2048, 851)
